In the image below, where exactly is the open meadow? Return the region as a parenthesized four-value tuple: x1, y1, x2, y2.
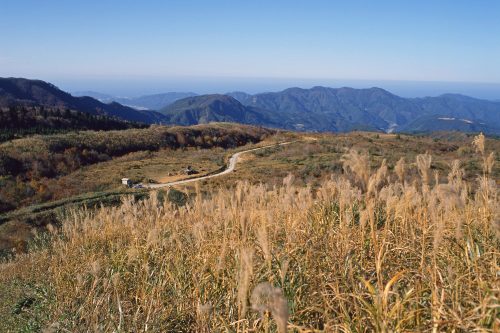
(0, 128, 498, 332)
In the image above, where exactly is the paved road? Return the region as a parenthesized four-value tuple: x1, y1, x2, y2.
(147, 141, 293, 189)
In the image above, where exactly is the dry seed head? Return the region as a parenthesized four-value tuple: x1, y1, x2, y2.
(416, 153, 432, 185)
(142, 263, 150, 275)
(256, 213, 271, 266)
(492, 209, 500, 239)
(341, 149, 370, 191)
(111, 273, 120, 287)
(146, 228, 160, 247)
(434, 184, 464, 211)
(90, 260, 100, 277)
(126, 247, 139, 263)
(367, 159, 388, 197)
(76, 273, 84, 287)
(237, 247, 253, 317)
(447, 160, 464, 186)
(485, 152, 495, 175)
(395, 157, 406, 183)
(472, 132, 485, 155)
(280, 259, 290, 285)
(197, 302, 213, 317)
(251, 282, 289, 333)
(359, 208, 369, 230)
(476, 176, 497, 205)
(215, 238, 228, 275)
(46, 223, 55, 234)
(282, 173, 295, 188)
(434, 170, 440, 187)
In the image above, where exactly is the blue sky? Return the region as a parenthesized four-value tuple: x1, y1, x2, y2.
(1, 1, 500, 97)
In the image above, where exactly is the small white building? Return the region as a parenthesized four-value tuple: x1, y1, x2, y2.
(122, 178, 132, 187)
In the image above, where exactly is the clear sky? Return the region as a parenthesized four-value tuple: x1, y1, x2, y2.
(1, 0, 500, 97)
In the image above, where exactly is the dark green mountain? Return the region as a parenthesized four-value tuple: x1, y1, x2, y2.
(229, 87, 500, 133)
(159, 94, 281, 127)
(228, 87, 416, 131)
(0, 78, 167, 124)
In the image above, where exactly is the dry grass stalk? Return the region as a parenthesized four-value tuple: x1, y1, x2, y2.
(472, 132, 485, 155)
(341, 149, 370, 192)
(416, 152, 432, 185)
(251, 282, 289, 333)
(395, 157, 406, 183)
(237, 247, 254, 319)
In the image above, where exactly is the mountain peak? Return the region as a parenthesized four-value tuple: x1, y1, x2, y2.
(159, 93, 278, 127)
(161, 94, 243, 113)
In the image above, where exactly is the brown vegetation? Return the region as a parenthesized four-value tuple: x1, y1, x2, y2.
(1, 133, 498, 331)
(0, 123, 274, 213)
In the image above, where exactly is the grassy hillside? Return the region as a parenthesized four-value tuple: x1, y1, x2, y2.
(0, 123, 274, 214)
(0, 133, 498, 331)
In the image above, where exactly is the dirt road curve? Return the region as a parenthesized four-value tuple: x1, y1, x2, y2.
(147, 141, 293, 189)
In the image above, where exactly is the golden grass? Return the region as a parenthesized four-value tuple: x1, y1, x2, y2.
(1, 133, 498, 332)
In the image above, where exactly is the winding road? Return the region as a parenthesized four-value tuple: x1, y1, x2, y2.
(146, 141, 293, 189)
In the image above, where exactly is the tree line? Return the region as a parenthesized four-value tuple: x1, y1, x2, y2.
(0, 105, 147, 142)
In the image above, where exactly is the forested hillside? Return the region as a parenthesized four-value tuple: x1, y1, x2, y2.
(0, 105, 147, 142)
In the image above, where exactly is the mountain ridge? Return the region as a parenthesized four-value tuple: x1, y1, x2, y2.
(159, 94, 281, 128)
(2, 78, 500, 134)
(0, 78, 167, 124)
(228, 86, 500, 133)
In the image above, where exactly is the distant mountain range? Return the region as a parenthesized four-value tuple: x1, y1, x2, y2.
(2, 77, 500, 134)
(227, 87, 500, 134)
(0, 78, 166, 124)
(72, 91, 198, 110)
